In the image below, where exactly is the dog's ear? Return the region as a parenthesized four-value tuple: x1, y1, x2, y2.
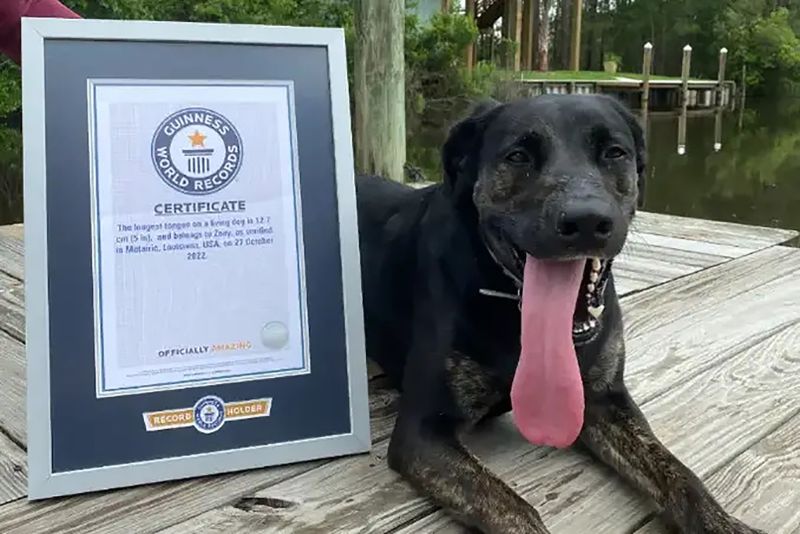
(599, 95, 647, 208)
(442, 98, 501, 198)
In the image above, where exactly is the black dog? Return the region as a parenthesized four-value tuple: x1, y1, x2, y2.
(355, 94, 765, 533)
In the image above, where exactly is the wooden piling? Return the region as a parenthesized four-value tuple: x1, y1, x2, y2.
(713, 47, 727, 152)
(678, 44, 692, 156)
(739, 63, 747, 131)
(570, 0, 583, 71)
(354, 0, 406, 182)
(641, 42, 653, 117)
(717, 47, 728, 106)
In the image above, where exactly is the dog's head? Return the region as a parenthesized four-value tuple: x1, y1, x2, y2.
(443, 94, 645, 277)
(443, 94, 645, 348)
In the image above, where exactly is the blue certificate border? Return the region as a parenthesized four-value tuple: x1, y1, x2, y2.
(88, 80, 312, 397)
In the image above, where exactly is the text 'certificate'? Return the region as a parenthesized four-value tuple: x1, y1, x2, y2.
(89, 81, 309, 397)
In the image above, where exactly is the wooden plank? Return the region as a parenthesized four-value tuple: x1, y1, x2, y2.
(634, 413, 800, 534)
(611, 210, 794, 296)
(0, 386, 399, 534)
(0, 230, 23, 281)
(627, 231, 753, 259)
(0, 258, 27, 507)
(632, 211, 797, 250)
(0, 272, 25, 341)
(588, 232, 748, 296)
(0, 225, 23, 243)
(0, 432, 26, 507)
(156, 247, 800, 533)
(622, 236, 729, 270)
(620, 246, 800, 401)
(0, 329, 25, 446)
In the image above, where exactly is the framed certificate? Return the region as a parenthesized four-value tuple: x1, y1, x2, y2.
(23, 17, 370, 499)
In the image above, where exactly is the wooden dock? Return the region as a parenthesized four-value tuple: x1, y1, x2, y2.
(503, 77, 736, 113)
(0, 212, 799, 533)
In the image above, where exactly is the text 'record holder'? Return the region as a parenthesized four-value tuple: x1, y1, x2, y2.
(23, 17, 370, 499)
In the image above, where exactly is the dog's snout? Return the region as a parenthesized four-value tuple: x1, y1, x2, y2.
(557, 201, 615, 248)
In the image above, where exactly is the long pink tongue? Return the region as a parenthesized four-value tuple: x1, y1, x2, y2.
(511, 255, 585, 448)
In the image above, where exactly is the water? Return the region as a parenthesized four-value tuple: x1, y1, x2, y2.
(407, 96, 800, 235)
(0, 97, 797, 234)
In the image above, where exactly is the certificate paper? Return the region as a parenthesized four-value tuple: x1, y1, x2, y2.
(89, 80, 309, 397)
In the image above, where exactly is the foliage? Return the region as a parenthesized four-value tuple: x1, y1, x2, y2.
(716, 4, 800, 90)
(0, 62, 21, 117)
(0, 126, 22, 219)
(579, 0, 800, 95)
(603, 52, 622, 67)
(405, 8, 486, 110)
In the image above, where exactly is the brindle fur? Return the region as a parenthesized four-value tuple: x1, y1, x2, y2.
(355, 94, 765, 533)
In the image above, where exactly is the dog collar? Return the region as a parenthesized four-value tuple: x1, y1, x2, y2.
(478, 288, 519, 301)
(479, 259, 614, 318)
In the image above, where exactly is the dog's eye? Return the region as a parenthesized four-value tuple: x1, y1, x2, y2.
(603, 146, 628, 160)
(505, 149, 531, 164)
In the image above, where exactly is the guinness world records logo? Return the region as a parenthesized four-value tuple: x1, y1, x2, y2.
(151, 107, 243, 195)
(193, 395, 226, 434)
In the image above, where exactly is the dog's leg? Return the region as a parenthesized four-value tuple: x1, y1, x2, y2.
(580, 385, 766, 534)
(388, 410, 550, 534)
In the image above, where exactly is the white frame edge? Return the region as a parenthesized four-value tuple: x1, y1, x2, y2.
(22, 17, 371, 500)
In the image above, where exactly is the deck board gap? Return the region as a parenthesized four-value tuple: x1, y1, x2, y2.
(0, 426, 24, 453)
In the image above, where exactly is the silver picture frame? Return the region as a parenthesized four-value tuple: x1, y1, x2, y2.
(23, 17, 370, 499)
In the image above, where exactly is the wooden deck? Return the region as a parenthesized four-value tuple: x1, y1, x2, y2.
(0, 212, 799, 533)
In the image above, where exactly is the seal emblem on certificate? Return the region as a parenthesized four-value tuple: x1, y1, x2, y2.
(89, 80, 309, 398)
(151, 107, 243, 195)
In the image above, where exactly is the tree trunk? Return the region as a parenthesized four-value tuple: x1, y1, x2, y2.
(353, 0, 406, 183)
(508, 0, 523, 70)
(536, 0, 552, 71)
(569, 0, 582, 70)
(559, 0, 571, 70)
(465, 0, 476, 70)
(586, 0, 599, 69)
(531, 0, 541, 69)
(521, 0, 536, 70)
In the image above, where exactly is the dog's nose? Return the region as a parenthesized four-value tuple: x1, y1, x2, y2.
(557, 201, 615, 248)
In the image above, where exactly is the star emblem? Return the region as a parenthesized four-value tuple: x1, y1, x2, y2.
(188, 130, 207, 147)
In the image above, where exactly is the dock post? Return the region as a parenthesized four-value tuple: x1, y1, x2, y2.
(714, 107, 723, 152)
(678, 44, 692, 155)
(354, 0, 406, 182)
(641, 42, 653, 123)
(714, 47, 727, 152)
(739, 63, 747, 131)
(717, 47, 728, 106)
